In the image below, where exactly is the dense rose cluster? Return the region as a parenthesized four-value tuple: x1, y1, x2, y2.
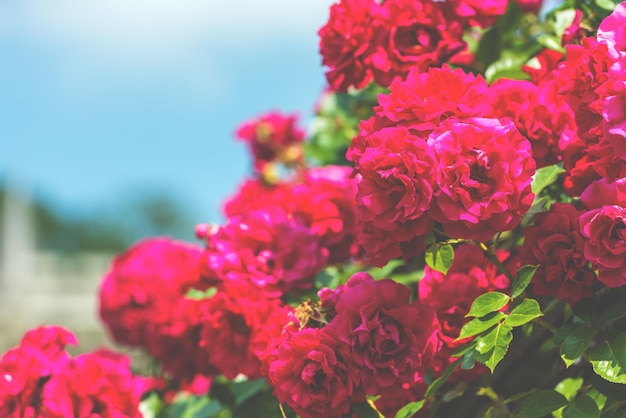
(318, 0, 506, 91)
(0, 327, 149, 417)
(348, 66, 536, 265)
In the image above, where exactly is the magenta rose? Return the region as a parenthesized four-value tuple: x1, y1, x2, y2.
(41, 350, 149, 418)
(98, 237, 204, 353)
(428, 117, 536, 241)
(328, 275, 440, 395)
(580, 205, 626, 288)
(267, 327, 364, 418)
(199, 207, 328, 296)
(520, 203, 595, 304)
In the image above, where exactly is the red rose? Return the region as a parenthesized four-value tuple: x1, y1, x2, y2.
(0, 327, 76, 417)
(268, 328, 364, 418)
(98, 238, 204, 354)
(520, 203, 595, 304)
(235, 111, 304, 172)
(329, 276, 440, 395)
(419, 244, 512, 379)
(369, 0, 466, 86)
(352, 126, 436, 266)
(199, 207, 328, 296)
(319, 0, 384, 92)
(580, 205, 626, 288)
(515, 0, 543, 13)
(41, 350, 148, 418)
(428, 117, 536, 241)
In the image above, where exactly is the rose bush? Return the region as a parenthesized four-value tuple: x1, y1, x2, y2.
(4, 1, 626, 417)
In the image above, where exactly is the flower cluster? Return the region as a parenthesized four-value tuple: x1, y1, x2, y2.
(318, 0, 509, 92)
(0, 326, 149, 417)
(265, 274, 440, 418)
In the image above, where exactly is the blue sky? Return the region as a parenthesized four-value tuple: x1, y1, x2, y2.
(0, 0, 335, 226)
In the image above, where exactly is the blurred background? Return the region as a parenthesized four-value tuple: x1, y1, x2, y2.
(0, 0, 334, 352)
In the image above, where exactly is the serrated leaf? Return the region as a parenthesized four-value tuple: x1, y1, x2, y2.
(531, 164, 566, 195)
(590, 334, 626, 384)
(554, 322, 586, 345)
(457, 312, 505, 340)
(424, 244, 454, 274)
(425, 358, 462, 399)
(395, 400, 425, 418)
(519, 390, 569, 418)
(505, 298, 543, 327)
(511, 265, 539, 298)
(474, 323, 513, 372)
(231, 379, 268, 406)
(560, 327, 593, 368)
(466, 292, 510, 318)
(562, 395, 600, 418)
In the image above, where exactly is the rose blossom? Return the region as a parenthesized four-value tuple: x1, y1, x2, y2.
(352, 126, 436, 266)
(369, 0, 466, 86)
(319, 0, 384, 92)
(328, 275, 440, 395)
(198, 207, 328, 296)
(41, 350, 149, 418)
(235, 111, 304, 173)
(428, 117, 536, 241)
(520, 203, 595, 304)
(579, 178, 626, 288)
(0, 326, 76, 417)
(98, 237, 204, 354)
(267, 327, 364, 418)
(419, 244, 512, 379)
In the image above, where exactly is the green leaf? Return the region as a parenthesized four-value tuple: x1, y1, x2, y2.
(552, 9, 577, 40)
(457, 312, 505, 340)
(461, 350, 475, 371)
(474, 323, 513, 372)
(562, 395, 600, 418)
(519, 390, 569, 418)
(590, 334, 626, 384)
(511, 265, 539, 298)
(424, 243, 454, 274)
(560, 327, 594, 368)
(505, 298, 543, 327)
(351, 401, 384, 418)
(394, 400, 425, 418)
(537, 34, 565, 52)
(166, 396, 223, 418)
(425, 358, 462, 399)
(531, 164, 566, 195)
(139, 392, 163, 418)
(555, 377, 584, 401)
(185, 287, 218, 300)
(596, 0, 619, 10)
(231, 379, 268, 406)
(368, 259, 405, 280)
(555, 322, 586, 345)
(466, 292, 510, 318)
